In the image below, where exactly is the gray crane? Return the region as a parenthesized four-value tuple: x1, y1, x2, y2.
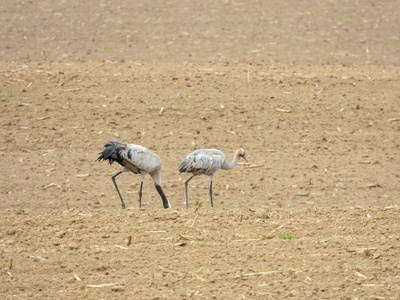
(97, 140, 171, 209)
(179, 148, 247, 208)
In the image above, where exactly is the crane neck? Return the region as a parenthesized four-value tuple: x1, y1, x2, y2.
(222, 153, 241, 170)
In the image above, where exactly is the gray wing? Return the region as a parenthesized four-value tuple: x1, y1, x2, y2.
(123, 144, 161, 173)
(179, 149, 226, 176)
(97, 141, 161, 174)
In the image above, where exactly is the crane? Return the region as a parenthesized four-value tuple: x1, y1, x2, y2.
(179, 148, 247, 208)
(97, 140, 171, 209)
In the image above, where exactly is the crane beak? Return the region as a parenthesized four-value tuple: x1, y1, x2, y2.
(242, 156, 248, 163)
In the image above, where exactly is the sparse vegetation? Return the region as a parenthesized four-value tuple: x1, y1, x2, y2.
(6, 90, 16, 98)
(278, 233, 293, 240)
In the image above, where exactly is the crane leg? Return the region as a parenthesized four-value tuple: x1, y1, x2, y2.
(138, 181, 143, 208)
(209, 180, 214, 207)
(184, 176, 194, 209)
(111, 171, 125, 209)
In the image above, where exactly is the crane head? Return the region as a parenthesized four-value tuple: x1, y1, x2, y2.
(236, 148, 247, 162)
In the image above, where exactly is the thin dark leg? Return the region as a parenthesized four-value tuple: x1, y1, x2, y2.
(155, 184, 171, 209)
(138, 181, 143, 208)
(209, 180, 213, 207)
(111, 171, 125, 209)
(184, 176, 194, 209)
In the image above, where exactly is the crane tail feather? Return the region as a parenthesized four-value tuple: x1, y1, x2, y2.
(179, 158, 194, 173)
(97, 140, 126, 165)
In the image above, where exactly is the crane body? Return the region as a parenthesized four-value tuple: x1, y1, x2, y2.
(179, 148, 246, 208)
(97, 140, 171, 209)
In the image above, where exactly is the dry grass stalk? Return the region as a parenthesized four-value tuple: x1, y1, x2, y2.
(243, 271, 282, 276)
(159, 265, 184, 276)
(238, 160, 265, 167)
(276, 108, 291, 113)
(347, 247, 377, 253)
(194, 199, 204, 213)
(271, 222, 291, 233)
(76, 174, 90, 178)
(86, 283, 117, 288)
(366, 183, 381, 188)
(244, 162, 265, 169)
(114, 245, 128, 250)
(191, 214, 199, 227)
(43, 182, 61, 190)
(175, 241, 187, 247)
(179, 234, 196, 240)
(355, 271, 367, 279)
(29, 255, 46, 262)
(72, 273, 82, 281)
(37, 116, 51, 120)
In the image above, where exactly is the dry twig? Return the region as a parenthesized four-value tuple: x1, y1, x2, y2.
(388, 118, 399, 122)
(276, 108, 291, 113)
(72, 273, 82, 281)
(159, 265, 184, 276)
(355, 271, 367, 279)
(194, 199, 204, 213)
(86, 283, 117, 288)
(242, 271, 282, 276)
(43, 182, 61, 190)
(191, 214, 199, 227)
(114, 245, 128, 250)
(244, 162, 265, 169)
(271, 222, 291, 233)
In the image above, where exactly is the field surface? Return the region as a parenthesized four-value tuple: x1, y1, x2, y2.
(1, 1, 399, 299)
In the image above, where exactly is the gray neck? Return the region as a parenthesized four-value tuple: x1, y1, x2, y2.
(155, 184, 171, 209)
(222, 154, 240, 170)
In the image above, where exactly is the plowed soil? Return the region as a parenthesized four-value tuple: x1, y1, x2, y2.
(1, 1, 399, 299)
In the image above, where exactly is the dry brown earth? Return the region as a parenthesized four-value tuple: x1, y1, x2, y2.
(1, 1, 399, 299)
